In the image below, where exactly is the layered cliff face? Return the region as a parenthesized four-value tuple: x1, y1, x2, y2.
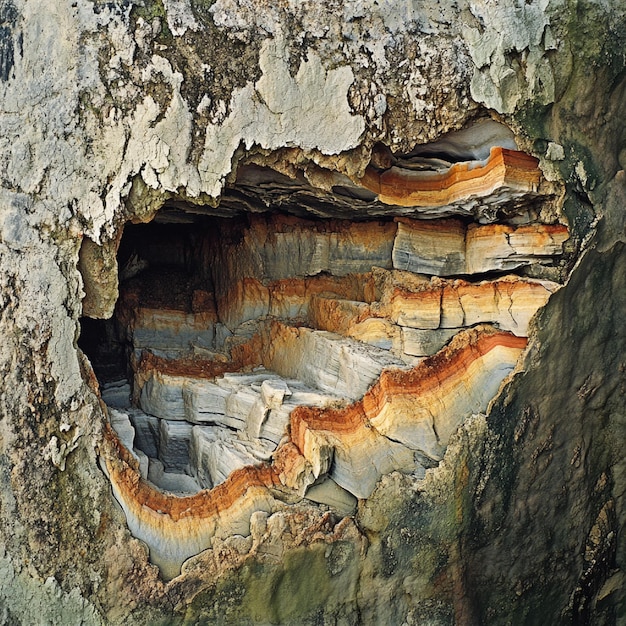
(0, 1, 625, 624)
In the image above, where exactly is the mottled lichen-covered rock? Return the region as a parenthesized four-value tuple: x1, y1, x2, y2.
(0, 0, 625, 624)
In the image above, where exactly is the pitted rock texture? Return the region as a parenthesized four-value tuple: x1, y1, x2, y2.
(0, 0, 625, 624)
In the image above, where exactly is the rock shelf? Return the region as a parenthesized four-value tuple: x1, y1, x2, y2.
(358, 147, 542, 209)
(101, 326, 526, 579)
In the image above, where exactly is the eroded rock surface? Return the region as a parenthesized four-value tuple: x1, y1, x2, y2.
(1, 0, 625, 624)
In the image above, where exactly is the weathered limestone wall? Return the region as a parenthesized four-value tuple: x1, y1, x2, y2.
(0, 0, 625, 624)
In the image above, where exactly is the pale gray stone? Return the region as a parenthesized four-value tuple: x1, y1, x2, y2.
(305, 478, 357, 516)
(147, 459, 201, 495)
(392, 221, 466, 276)
(402, 327, 459, 357)
(128, 411, 161, 459)
(158, 419, 193, 472)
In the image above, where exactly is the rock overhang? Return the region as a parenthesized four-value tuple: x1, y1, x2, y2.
(5, 1, 623, 621)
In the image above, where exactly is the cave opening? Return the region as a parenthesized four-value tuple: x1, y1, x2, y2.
(77, 123, 573, 578)
(79, 199, 568, 498)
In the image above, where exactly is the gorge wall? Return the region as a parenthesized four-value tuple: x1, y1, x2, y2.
(0, 1, 625, 624)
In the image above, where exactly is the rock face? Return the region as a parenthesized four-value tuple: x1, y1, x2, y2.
(1, 0, 625, 624)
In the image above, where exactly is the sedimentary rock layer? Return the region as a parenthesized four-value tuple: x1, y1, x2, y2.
(385, 274, 559, 336)
(207, 213, 394, 280)
(102, 424, 282, 580)
(215, 273, 371, 330)
(358, 147, 542, 208)
(115, 213, 567, 349)
(103, 325, 525, 578)
(290, 328, 526, 498)
(392, 218, 568, 276)
(309, 273, 558, 355)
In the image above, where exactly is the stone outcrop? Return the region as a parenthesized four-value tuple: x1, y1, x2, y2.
(1, 0, 625, 624)
(392, 218, 568, 276)
(102, 423, 282, 581)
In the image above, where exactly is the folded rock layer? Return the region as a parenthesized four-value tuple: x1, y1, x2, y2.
(102, 326, 526, 577)
(290, 328, 527, 498)
(102, 423, 283, 580)
(358, 147, 542, 207)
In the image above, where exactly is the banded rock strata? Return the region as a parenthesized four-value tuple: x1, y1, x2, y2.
(102, 326, 527, 579)
(90, 142, 569, 579)
(392, 218, 568, 276)
(359, 147, 542, 209)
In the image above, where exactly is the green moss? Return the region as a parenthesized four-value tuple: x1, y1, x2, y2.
(183, 545, 340, 625)
(247, 548, 332, 623)
(564, 0, 626, 83)
(130, 0, 172, 40)
(514, 102, 551, 144)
